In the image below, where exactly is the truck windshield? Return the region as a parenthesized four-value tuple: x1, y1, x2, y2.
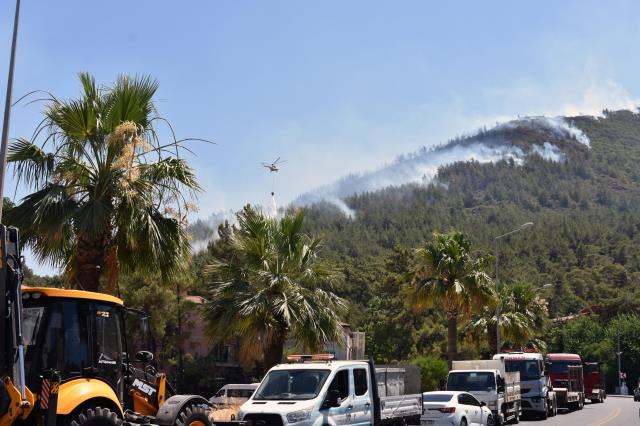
(447, 372, 495, 392)
(505, 360, 541, 380)
(548, 361, 580, 374)
(254, 369, 330, 400)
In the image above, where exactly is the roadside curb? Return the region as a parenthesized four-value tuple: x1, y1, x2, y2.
(607, 395, 633, 398)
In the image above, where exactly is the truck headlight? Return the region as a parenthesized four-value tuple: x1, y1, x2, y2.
(287, 410, 311, 423)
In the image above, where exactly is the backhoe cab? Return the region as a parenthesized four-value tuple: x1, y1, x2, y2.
(0, 225, 213, 426)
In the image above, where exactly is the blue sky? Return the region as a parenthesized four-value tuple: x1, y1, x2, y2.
(1, 1, 640, 274)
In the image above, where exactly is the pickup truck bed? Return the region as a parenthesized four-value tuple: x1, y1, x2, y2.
(380, 394, 422, 422)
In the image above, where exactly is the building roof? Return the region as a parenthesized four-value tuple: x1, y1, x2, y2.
(184, 295, 206, 304)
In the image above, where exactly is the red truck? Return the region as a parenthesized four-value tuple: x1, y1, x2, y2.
(584, 362, 606, 403)
(545, 353, 585, 410)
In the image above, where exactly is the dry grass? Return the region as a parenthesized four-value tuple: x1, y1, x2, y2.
(208, 404, 242, 421)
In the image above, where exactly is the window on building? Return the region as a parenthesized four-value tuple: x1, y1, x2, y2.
(212, 344, 230, 362)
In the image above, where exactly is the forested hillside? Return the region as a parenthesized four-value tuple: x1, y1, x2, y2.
(298, 110, 640, 364)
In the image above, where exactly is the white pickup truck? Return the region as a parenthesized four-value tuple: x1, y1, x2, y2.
(446, 360, 521, 425)
(237, 357, 421, 426)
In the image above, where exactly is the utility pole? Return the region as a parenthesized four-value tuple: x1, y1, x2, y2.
(617, 329, 622, 391)
(175, 281, 183, 392)
(0, 0, 22, 219)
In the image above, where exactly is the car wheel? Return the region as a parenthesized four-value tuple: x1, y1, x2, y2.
(486, 415, 495, 426)
(460, 418, 467, 426)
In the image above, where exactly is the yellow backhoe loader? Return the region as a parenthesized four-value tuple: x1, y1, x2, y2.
(0, 225, 224, 426)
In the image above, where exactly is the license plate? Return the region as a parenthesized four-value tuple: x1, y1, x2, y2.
(421, 421, 435, 425)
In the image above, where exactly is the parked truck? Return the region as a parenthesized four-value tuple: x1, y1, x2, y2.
(493, 352, 557, 419)
(447, 360, 521, 425)
(545, 353, 585, 411)
(583, 362, 606, 403)
(237, 355, 422, 426)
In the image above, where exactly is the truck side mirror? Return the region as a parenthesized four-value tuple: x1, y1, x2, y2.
(497, 376, 505, 392)
(323, 390, 341, 409)
(438, 378, 447, 391)
(136, 350, 154, 363)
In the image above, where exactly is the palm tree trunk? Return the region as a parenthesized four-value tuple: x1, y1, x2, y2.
(447, 313, 458, 369)
(263, 330, 287, 372)
(488, 323, 498, 355)
(76, 232, 108, 292)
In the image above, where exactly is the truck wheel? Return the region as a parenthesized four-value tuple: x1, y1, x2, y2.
(69, 406, 122, 426)
(512, 407, 520, 424)
(578, 396, 584, 410)
(552, 399, 558, 416)
(540, 400, 548, 420)
(547, 399, 555, 417)
(175, 403, 211, 426)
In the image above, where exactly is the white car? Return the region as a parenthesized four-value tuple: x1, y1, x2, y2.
(209, 383, 259, 407)
(421, 391, 495, 426)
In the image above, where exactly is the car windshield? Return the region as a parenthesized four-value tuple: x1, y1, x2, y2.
(423, 394, 454, 402)
(505, 359, 541, 380)
(254, 369, 330, 400)
(447, 372, 495, 392)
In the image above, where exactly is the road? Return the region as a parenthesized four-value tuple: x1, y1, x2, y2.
(519, 396, 638, 426)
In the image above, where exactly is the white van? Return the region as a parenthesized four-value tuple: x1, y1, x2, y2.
(209, 383, 259, 407)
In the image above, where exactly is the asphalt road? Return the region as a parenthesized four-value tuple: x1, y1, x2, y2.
(518, 396, 638, 426)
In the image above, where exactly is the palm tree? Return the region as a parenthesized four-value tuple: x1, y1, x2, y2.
(203, 206, 347, 371)
(408, 231, 494, 368)
(469, 282, 548, 353)
(6, 73, 200, 292)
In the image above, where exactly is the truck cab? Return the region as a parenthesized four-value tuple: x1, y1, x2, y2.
(237, 356, 421, 426)
(583, 362, 606, 403)
(493, 352, 556, 419)
(447, 360, 521, 425)
(545, 353, 585, 411)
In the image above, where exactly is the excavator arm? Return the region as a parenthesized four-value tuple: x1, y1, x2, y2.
(0, 225, 35, 425)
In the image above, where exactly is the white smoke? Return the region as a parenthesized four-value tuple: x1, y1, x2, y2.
(188, 209, 237, 253)
(530, 142, 565, 162)
(498, 116, 590, 147)
(294, 116, 589, 215)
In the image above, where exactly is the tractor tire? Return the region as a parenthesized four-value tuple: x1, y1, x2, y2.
(175, 403, 212, 426)
(69, 406, 122, 426)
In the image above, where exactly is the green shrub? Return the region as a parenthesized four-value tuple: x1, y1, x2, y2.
(412, 355, 449, 391)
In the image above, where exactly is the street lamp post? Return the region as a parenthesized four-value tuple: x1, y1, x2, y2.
(0, 0, 22, 219)
(494, 222, 533, 354)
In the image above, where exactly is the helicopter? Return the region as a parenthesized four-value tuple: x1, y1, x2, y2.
(262, 157, 287, 172)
